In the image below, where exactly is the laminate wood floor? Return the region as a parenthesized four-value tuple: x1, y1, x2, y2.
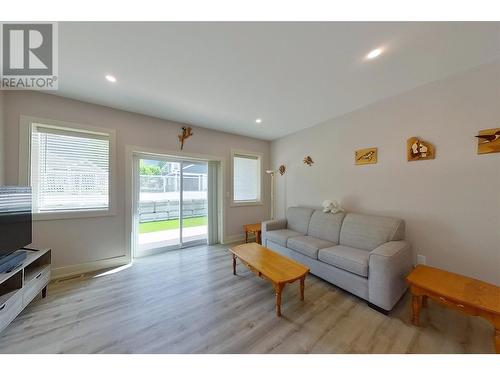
(0, 244, 495, 353)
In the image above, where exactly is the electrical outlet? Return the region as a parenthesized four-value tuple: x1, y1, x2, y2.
(417, 254, 426, 265)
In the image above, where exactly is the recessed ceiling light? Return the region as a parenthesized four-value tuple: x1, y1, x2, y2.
(366, 48, 383, 60)
(105, 74, 117, 83)
(255, 118, 262, 124)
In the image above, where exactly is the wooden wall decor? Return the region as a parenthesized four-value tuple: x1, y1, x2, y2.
(476, 128, 500, 155)
(407, 137, 435, 161)
(178, 126, 193, 150)
(303, 156, 314, 166)
(278, 165, 286, 175)
(355, 147, 377, 165)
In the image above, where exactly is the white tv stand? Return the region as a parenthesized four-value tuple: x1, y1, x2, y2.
(0, 248, 51, 334)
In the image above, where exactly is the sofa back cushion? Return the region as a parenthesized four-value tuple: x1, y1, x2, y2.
(307, 210, 345, 243)
(339, 213, 405, 251)
(286, 207, 315, 234)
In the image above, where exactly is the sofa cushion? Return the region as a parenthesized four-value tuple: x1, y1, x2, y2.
(307, 210, 345, 243)
(266, 229, 302, 247)
(318, 245, 370, 277)
(339, 213, 405, 251)
(286, 207, 315, 234)
(287, 236, 334, 259)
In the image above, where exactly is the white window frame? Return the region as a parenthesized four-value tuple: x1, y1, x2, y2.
(230, 149, 263, 207)
(19, 115, 116, 221)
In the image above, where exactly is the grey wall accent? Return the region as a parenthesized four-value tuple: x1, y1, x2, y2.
(271, 61, 500, 285)
(3, 91, 271, 269)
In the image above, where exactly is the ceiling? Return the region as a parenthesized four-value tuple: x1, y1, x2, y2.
(57, 22, 500, 140)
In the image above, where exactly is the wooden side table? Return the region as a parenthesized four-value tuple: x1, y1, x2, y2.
(243, 223, 262, 244)
(407, 265, 500, 353)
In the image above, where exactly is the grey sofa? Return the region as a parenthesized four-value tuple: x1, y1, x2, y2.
(262, 207, 413, 311)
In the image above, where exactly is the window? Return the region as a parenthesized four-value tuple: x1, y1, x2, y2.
(232, 151, 262, 204)
(29, 122, 111, 214)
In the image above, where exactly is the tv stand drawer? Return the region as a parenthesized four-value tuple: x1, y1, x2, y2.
(0, 290, 23, 333)
(23, 266, 50, 308)
(0, 248, 51, 335)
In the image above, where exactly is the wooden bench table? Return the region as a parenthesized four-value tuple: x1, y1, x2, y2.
(406, 265, 500, 353)
(229, 242, 309, 317)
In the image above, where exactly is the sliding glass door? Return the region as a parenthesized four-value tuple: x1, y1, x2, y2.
(181, 161, 208, 246)
(135, 156, 208, 257)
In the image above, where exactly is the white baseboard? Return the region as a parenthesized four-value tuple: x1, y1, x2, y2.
(221, 233, 245, 245)
(51, 255, 131, 280)
(52, 236, 247, 279)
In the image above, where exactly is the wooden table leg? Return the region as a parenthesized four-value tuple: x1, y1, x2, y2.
(411, 294, 422, 326)
(422, 295, 428, 308)
(274, 283, 284, 317)
(232, 254, 237, 275)
(482, 314, 500, 353)
(257, 231, 261, 244)
(245, 231, 248, 243)
(300, 277, 305, 301)
(495, 328, 500, 354)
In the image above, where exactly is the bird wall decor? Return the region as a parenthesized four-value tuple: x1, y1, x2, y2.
(178, 126, 193, 150)
(355, 148, 377, 165)
(303, 156, 314, 166)
(278, 165, 286, 175)
(476, 128, 500, 154)
(407, 137, 435, 161)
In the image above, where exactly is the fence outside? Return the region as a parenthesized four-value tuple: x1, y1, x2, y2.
(139, 199, 207, 222)
(139, 174, 208, 223)
(140, 174, 207, 193)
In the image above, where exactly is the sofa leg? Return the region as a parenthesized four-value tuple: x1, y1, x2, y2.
(367, 302, 390, 315)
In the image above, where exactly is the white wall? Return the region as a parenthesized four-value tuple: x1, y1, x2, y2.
(3, 91, 270, 271)
(271, 61, 500, 285)
(0, 91, 4, 185)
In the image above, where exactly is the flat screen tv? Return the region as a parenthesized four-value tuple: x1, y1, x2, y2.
(0, 186, 32, 259)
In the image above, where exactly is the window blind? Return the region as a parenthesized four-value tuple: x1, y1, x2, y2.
(31, 124, 110, 212)
(233, 154, 260, 202)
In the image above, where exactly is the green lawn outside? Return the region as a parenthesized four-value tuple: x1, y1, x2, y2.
(139, 216, 208, 234)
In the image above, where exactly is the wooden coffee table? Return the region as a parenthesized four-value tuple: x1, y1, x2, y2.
(229, 242, 309, 317)
(407, 265, 500, 353)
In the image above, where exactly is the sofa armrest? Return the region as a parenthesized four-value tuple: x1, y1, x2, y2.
(368, 241, 413, 311)
(261, 219, 287, 245)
